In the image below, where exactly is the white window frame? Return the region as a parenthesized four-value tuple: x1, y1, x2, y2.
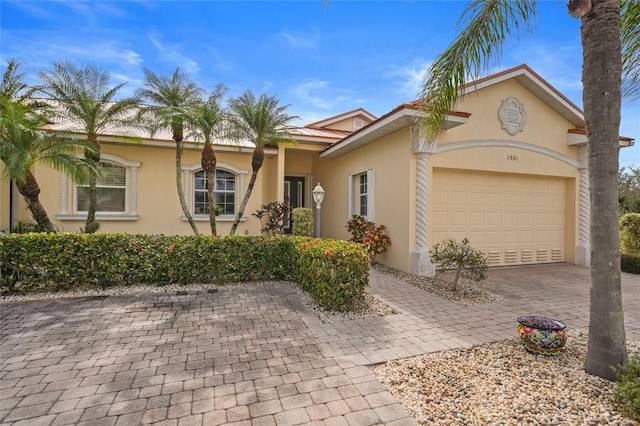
(57, 153, 140, 221)
(348, 169, 375, 222)
(182, 162, 248, 222)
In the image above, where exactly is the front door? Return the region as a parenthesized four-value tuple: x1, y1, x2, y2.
(284, 176, 305, 234)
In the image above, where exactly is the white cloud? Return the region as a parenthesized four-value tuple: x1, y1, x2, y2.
(148, 33, 200, 75)
(278, 28, 318, 50)
(383, 59, 432, 100)
(291, 80, 334, 109)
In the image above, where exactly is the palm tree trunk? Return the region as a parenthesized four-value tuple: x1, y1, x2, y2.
(175, 140, 199, 235)
(84, 145, 101, 234)
(202, 142, 217, 235)
(229, 148, 264, 235)
(16, 170, 56, 233)
(582, 0, 627, 380)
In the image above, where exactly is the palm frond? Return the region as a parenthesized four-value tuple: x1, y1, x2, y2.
(418, 0, 537, 138)
(227, 90, 298, 149)
(622, 0, 640, 102)
(38, 60, 141, 143)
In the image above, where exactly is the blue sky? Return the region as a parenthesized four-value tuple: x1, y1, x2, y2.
(1, 0, 638, 166)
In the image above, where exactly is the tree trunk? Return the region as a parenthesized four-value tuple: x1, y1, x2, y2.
(174, 137, 199, 235)
(16, 170, 56, 233)
(229, 148, 264, 235)
(201, 142, 217, 235)
(582, 0, 627, 380)
(84, 140, 101, 234)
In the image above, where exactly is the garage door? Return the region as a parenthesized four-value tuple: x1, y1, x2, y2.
(431, 169, 566, 266)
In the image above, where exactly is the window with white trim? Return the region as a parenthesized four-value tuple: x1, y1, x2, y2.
(57, 153, 140, 221)
(77, 162, 126, 212)
(194, 169, 236, 215)
(349, 169, 375, 222)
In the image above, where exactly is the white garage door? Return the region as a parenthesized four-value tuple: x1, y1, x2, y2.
(431, 169, 566, 266)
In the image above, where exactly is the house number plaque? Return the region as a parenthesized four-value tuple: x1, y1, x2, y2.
(507, 154, 519, 161)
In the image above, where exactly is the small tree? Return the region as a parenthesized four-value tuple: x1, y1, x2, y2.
(430, 238, 488, 291)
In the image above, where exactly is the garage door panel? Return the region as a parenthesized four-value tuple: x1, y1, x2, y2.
(432, 169, 566, 266)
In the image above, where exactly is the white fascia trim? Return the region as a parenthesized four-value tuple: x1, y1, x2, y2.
(311, 109, 377, 127)
(321, 109, 468, 159)
(462, 68, 584, 123)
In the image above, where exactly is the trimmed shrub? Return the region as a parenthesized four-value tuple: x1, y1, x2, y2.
(0, 233, 368, 311)
(620, 213, 640, 254)
(292, 208, 314, 237)
(621, 253, 640, 274)
(613, 356, 640, 421)
(294, 238, 369, 311)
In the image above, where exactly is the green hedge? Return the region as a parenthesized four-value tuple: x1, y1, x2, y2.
(621, 253, 640, 274)
(296, 239, 370, 311)
(0, 233, 369, 310)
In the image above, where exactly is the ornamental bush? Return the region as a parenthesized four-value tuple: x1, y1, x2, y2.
(0, 233, 368, 311)
(621, 253, 640, 274)
(430, 237, 488, 291)
(620, 213, 640, 254)
(294, 238, 369, 311)
(346, 215, 391, 264)
(613, 356, 640, 421)
(292, 208, 314, 237)
(253, 201, 290, 236)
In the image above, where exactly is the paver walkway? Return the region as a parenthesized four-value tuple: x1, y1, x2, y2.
(1, 264, 639, 426)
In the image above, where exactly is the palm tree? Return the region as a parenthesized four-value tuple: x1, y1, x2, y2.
(136, 68, 204, 235)
(1, 61, 95, 232)
(38, 60, 141, 233)
(189, 84, 228, 235)
(418, 0, 638, 380)
(227, 91, 297, 236)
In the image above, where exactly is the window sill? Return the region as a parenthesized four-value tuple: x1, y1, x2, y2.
(56, 214, 139, 221)
(184, 215, 246, 223)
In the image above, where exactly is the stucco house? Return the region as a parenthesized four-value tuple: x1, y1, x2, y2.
(1, 64, 634, 275)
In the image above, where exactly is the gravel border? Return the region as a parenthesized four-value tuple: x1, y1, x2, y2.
(373, 263, 504, 306)
(373, 327, 639, 425)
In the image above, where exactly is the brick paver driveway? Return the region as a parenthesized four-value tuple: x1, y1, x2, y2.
(1, 264, 639, 425)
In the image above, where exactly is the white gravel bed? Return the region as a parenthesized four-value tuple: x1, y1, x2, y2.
(296, 287, 398, 323)
(373, 327, 640, 426)
(1, 282, 229, 303)
(374, 263, 504, 306)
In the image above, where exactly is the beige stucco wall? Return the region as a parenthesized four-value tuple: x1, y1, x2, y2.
(440, 79, 579, 160)
(315, 128, 415, 272)
(31, 142, 268, 235)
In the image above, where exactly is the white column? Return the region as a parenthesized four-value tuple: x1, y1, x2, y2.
(412, 152, 435, 276)
(576, 167, 590, 267)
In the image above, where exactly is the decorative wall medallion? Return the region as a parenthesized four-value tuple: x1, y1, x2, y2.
(498, 96, 527, 135)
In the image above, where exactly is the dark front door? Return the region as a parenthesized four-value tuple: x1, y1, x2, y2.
(284, 176, 305, 234)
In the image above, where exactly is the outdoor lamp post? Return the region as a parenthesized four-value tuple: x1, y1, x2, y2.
(312, 183, 325, 238)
